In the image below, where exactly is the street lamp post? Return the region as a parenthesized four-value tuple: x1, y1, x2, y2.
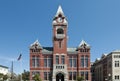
(108, 73, 111, 81)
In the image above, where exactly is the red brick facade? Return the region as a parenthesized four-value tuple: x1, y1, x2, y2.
(30, 6, 91, 81)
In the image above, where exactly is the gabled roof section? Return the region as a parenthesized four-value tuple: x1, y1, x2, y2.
(95, 58, 100, 62)
(55, 5, 65, 17)
(30, 40, 42, 49)
(101, 53, 107, 59)
(78, 40, 90, 48)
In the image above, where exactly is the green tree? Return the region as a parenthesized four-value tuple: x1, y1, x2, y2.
(0, 73, 3, 80)
(0, 73, 9, 81)
(22, 70, 30, 81)
(17, 74, 21, 81)
(3, 75, 8, 81)
(33, 74, 42, 81)
(76, 76, 84, 81)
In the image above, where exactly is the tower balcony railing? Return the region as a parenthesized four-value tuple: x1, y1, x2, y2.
(56, 34, 65, 39)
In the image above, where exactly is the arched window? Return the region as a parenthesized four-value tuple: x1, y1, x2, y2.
(57, 28, 64, 34)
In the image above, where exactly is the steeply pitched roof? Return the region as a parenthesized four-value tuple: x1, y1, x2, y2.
(30, 40, 42, 49)
(78, 40, 90, 48)
(53, 5, 68, 26)
(55, 5, 65, 17)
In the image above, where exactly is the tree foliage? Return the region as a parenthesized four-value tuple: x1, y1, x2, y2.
(3, 75, 8, 80)
(22, 70, 30, 81)
(0, 73, 3, 79)
(76, 76, 84, 81)
(33, 74, 42, 81)
(0, 73, 8, 81)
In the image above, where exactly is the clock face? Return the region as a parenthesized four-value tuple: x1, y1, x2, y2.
(58, 17, 63, 22)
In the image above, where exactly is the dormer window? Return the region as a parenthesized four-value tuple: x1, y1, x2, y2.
(57, 28, 64, 34)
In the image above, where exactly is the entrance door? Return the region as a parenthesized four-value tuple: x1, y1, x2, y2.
(56, 73, 64, 81)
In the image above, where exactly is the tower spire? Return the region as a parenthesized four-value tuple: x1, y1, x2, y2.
(53, 5, 68, 25)
(55, 5, 64, 17)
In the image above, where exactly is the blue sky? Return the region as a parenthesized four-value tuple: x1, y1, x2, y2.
(0, 0, 120, 74)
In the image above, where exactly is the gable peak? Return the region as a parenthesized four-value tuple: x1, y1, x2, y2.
(30, 39, 42, 49)
(78, 40, 90, 48)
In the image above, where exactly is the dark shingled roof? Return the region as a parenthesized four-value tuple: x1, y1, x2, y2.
(42, 47, 78, 54)
(42, 47, 53, 54)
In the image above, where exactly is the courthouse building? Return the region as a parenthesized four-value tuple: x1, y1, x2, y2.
(30, 6, 91, 81)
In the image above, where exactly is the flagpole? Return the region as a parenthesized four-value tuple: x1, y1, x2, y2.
(17, 54, 22, 81)
(20, 58, 23, 81)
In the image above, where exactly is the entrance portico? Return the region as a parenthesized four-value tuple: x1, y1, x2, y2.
(52, 64, 68, 81)
(56, 73, 64, 81)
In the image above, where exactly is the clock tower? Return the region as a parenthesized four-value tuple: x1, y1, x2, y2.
(52, 5, 68, 54)
(52, 6, 68, 81)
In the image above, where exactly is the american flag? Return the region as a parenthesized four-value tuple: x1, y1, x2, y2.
(17, 54, 22, 61)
